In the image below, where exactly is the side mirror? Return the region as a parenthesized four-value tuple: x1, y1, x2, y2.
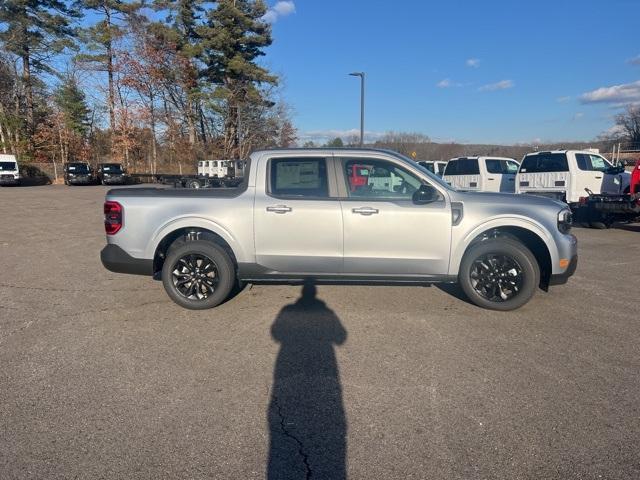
(412, 184, 440, 205)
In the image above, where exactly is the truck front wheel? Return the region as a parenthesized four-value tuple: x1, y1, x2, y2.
(458, 238, 539, 311)
(161, 240, 236, 310)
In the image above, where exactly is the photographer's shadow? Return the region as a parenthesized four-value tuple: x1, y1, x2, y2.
(267, 281, 347, 479)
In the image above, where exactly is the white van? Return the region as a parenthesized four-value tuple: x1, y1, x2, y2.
(417, 160, 448, 177)
(516, 150, 631, 205)
(443, 156, 519, 192)
(0, 154, 20, 186)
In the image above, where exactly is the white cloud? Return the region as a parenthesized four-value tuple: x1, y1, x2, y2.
(580, 80, 640, 105)
(436, 78, 463, 88)
(262, 1, 295, 23)
(556, 96, 572, 103)
(627, 55, 640, 66)
(478, 80, 514, 92)
(466, 58, 480, 68)
(572, 112, 584, 120)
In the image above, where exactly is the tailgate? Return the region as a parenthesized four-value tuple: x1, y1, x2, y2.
(444, 174, 481, 190)
(518, 171, 569, 193)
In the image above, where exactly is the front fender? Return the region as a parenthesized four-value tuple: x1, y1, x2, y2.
(449, 215, 558, 276)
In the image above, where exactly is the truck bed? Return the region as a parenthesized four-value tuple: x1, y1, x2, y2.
(106, 185, 246, 198)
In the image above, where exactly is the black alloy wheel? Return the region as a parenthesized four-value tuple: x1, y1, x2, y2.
(171, 253, 220, 300)
(469, 253, 524, 302)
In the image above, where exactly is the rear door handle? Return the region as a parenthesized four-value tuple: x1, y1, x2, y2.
(488, 178, 495, 181)
(595, 176, 603, 179)
(266, 205, 292, 214)
(352, 207, 379, 216)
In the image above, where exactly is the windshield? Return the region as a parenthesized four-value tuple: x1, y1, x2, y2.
(101, 164, 123, 173)
(67, 163, 90, 173)
(0, 161, 17, 171)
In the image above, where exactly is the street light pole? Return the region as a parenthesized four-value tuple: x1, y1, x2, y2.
(349, 72, 365, 147)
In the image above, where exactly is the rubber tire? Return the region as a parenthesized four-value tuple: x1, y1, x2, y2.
(161, 240, 235, 310)
(458, 238, 540, 311)
(187, 179, 201, 189)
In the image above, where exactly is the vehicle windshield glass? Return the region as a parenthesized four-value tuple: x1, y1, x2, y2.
(67, 164, 90, 173)
(102, 164, 122, 173)
(520, 153, 569, 173)
(486, 159, 519, 174)
(0, 161, 17, 171)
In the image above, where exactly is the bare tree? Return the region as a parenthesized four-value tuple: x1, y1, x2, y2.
(615, 105, 640, 144)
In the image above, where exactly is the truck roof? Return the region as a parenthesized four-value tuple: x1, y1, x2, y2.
(524, 149, 603, 156)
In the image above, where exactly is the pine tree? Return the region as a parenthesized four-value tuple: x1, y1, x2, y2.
(0, 0, 81, 150)
(200, 0, 277, 158)
(152, 0, 205, 145)
(77, 1, 140, 131)
(54, 76, 91, 137)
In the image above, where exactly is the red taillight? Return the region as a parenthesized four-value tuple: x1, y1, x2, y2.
(104, 201, 123, 235)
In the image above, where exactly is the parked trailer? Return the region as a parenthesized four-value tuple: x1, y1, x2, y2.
(573, 159, 640, 228)
(130, 160, 247, 189)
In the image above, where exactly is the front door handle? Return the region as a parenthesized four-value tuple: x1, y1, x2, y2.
(266, 205, 292, 214)
(488, 177, 495, 181)
(352, 207, 379, 216)
(595, 176, 603, 179)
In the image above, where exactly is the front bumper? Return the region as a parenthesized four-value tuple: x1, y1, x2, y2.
(68, 176, 94, 184)
(101, 244, 153, 276)
(0, 176, 19, 185)
(102, 176, 127, 185)
(549, 255, 578, 286)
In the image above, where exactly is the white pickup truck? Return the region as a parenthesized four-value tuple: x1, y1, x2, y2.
(443, 156, 520, 193)
(516, 150, 630, 205)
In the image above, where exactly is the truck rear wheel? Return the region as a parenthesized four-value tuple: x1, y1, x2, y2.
(458, 238, 539, 311)
(187, 179, 201, 189)
(161, 240, 235, 310)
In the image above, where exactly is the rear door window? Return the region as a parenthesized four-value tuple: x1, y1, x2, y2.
(520, 153, 569, 173)
(486, 159, 519, 174)
(450, 158, 479, 175)
(270, 158, 329, 198)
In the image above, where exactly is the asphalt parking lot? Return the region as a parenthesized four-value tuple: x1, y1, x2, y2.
(1, 184, 639, 479)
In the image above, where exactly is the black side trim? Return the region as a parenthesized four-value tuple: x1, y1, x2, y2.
(549, 255, 578, 286)
(101, 244, 153, 276)
(237, 262, 457, 285)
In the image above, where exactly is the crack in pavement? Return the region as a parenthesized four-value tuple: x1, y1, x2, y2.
(272, 394, 313, 479)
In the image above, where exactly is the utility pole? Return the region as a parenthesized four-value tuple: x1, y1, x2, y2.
(349, 72, 365, 146)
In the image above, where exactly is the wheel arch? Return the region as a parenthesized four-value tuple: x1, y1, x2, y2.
(452, 220, 555, 290)
(152, 227, 239, 278)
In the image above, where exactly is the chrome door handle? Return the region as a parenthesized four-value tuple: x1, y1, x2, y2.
(352, 207, 379, 216)
(266, 205, 292, 214)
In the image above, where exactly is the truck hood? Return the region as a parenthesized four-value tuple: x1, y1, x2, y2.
(452, 190, 567, 209)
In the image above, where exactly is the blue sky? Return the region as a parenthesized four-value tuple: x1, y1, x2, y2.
(264, 0, 640, 144)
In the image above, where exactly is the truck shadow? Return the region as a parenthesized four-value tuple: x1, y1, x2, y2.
(267, 281, 347, 479)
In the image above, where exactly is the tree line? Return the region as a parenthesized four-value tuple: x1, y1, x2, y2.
(0, 0, 296, 175)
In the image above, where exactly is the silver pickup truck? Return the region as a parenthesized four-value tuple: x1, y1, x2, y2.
(101, 148, 577, 311)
